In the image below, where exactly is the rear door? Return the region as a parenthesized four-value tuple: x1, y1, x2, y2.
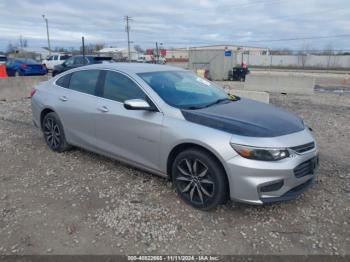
(95, 70, 163, 171)
(54, 69, 101, 150)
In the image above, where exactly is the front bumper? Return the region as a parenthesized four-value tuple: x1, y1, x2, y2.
(225, 148, 319, 204)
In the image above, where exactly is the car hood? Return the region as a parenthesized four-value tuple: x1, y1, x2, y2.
(181, 98, 304, 137)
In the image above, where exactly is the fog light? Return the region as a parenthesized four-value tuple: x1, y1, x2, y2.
(260, 180, 284, 193)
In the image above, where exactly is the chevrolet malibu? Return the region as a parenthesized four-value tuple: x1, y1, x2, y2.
(31, 63, 318, 210)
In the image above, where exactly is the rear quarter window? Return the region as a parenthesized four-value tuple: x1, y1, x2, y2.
(55, 74, 71, 88)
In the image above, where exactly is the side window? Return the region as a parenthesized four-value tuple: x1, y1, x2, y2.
(74, 57, 85, 65)
(47, 56, 53, 61)
(103, 71, 146, 102)
(64, 57, 74, 66)
(69, 70, 99, 95)
(56, 73, 71, 88)
(53, 55, 59, 60)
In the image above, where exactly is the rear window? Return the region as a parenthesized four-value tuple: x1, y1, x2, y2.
(60, 55, 71, 60)
(92, 57, 112, 64)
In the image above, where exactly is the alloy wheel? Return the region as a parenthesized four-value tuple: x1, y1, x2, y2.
(43, 118, 61, 149)
(175, 158, 215, 205)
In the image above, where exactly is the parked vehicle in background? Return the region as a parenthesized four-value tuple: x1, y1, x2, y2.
(52, 55, 113, 77)
(6, 58, 48, 76)
(228, 66, 250, 81)
(0, 55, 7, 65)
(42, 54, 71, 70)
(31, 63, 318, 210)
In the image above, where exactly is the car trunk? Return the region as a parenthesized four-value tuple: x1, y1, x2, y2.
(25, 64, 44, 71)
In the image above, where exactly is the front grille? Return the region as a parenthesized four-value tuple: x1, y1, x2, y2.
(294, 157, 318, 178)
(290, 142, 315, 153)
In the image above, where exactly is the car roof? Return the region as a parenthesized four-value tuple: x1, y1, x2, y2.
(15, 58, 38, 61)
(79, 62, 186, 74)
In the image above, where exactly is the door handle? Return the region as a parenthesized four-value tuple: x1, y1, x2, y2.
(97, 106, 109, 113)
(59, 96, 68, 102)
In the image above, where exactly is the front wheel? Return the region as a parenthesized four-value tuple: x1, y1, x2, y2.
(42, 112, 71, 152)
(171, 148, 228, 210)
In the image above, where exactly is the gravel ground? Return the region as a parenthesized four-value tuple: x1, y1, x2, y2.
(0, 92, 349, 255)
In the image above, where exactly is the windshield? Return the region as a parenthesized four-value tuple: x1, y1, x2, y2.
(138, 71, 230, 109)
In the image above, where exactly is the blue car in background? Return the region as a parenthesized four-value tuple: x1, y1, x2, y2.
(6, 58, 48, 76)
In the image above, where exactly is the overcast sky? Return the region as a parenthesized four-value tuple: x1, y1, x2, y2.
(0, 0, 349, 52)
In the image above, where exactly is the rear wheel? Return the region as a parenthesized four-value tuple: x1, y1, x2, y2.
(42, 112, 71, 152)
(171, 148, 228, 210)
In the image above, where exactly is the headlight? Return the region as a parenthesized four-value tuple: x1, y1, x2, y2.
(231, 144, 290, 161)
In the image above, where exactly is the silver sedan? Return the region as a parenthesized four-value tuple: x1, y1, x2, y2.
(31, 63, 318, 210)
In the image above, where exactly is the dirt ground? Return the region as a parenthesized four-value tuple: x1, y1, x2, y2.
(0, 90, 349, 255)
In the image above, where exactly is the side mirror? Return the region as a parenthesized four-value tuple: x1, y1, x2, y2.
(124, 99, 155, 111)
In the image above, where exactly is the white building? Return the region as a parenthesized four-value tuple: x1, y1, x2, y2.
(15, 47, 53, 61)
(98, 47, 141, 61)
(189, 44, 269, 56)
(165, 48, 189, 61)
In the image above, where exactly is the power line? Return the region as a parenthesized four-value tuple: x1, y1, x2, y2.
(237, 34, 350, 44)
(219, 0, 287, 9)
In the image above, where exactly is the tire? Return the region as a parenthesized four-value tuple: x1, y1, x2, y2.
(171, 148, 228, 210)
(42, 112, 71, 152)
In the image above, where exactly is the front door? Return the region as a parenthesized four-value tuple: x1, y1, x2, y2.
(95, 70, 163, 171)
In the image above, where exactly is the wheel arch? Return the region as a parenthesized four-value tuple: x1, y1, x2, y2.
(166, 142, 228, 182)
(166, 142, 231, 197)
(40, 108, 55, 130)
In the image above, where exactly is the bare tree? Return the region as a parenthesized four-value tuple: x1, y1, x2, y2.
(322, 43, 335, 69)
(322, 43, 334, 55)
(19, 35, 28, 49)
(270, 48, 293, 55)
(6, 42, 16, 54)
(134, 44, 144, 53)
(94, 43, 105, 52)
(297, 43, 310, 68)
(54, 47, 70, 53)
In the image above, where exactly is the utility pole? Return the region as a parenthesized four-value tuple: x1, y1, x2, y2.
(82, 36, 86, 64)
(125, 16, 132, 62)
(42, 15, 51, 55)
(155, 42, 159, 64)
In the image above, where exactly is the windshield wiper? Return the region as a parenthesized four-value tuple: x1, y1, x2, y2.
(184, 97, 235, 110)
(203, 98, 231, 108)
(185, 105, 207, 110)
